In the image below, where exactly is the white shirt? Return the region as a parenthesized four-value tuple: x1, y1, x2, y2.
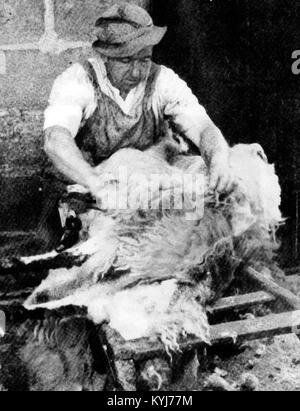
(44, 56, 211, 146)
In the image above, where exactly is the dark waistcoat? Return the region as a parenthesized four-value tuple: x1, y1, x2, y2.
(75, 60, 163, 166)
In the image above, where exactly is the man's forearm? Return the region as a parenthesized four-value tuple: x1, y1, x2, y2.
(198, 123, 234, 192)
(44, 126, 97, 188)
(199, 124, 229, 167)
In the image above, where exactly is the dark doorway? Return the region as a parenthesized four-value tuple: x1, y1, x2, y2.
(151, 0, 300, 266)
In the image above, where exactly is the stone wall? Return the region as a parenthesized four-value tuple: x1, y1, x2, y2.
(0, 0, 149, 237)
(0, 0, 150, 177)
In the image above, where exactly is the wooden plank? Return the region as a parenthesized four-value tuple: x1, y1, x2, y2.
(246, 267, 300, 310)
(0, 299, 24, 308)
(211, 310, 300, 345)
(0, 289, 33, 311)
(0, 288, 32, 300)
(285, 274, 300, 281)
(106, 310, 300, 362)
(210, 291, 275, 315)
(0, 231, 36, 239)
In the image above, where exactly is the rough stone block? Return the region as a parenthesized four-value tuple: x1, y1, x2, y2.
(0, 0, 44, 45)
(0, 110, 63, 236)
(0, 176, 44, 233)
(0, 51, 6, 75)
(54, 0, 151, 42)
(0, 47, 93, 109)
(0, 109, 44, 232)
(0, 109, 44, 175)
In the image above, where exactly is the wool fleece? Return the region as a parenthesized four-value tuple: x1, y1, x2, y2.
(25, 141, 282, 352)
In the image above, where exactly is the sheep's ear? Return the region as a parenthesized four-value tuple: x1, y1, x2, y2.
(251, 143, 268, 163)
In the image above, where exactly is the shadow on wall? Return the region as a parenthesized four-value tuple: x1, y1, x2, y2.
(0, 176, 63, 256)
(151, 0, 300, 265)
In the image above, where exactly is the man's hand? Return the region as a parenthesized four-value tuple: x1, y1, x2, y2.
(86, 173, 106, 202)
(194, 122, 235, 195)
(44, 126, 99, 189)
(209, 155, 234, 194)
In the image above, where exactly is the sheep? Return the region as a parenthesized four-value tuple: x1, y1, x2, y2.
(24, 137, 282, 349)
(0, 135, 278, 391)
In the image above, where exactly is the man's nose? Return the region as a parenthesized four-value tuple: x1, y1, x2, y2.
(131, 61, 141, 78)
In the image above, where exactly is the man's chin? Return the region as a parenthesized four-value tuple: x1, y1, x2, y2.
(126, 80, 140, 88)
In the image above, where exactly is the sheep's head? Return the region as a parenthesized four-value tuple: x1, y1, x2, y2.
(250, 143, 268, 163)
(229, 143, 282, 236)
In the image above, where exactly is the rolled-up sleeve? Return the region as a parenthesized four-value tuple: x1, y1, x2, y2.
(153, 66, 212, 146)
(44, 63, 96, 138)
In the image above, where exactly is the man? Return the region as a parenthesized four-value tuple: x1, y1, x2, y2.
(44, 2, 233, 249)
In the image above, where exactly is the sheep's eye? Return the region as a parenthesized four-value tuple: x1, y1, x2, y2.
(257, 151, 267, 162)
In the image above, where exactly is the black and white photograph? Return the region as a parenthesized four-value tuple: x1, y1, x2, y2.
(0, 0, 300, 394)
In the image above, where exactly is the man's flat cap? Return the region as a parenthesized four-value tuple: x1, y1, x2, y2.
(93, 2, 167, 57)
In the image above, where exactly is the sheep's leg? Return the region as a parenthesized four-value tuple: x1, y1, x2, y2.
(1, 208, 113, 273)
(138, 358, 172, 391)
(114, 360, 137, 391)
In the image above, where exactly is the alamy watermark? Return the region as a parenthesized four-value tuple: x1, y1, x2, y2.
(0, 311, 5, 337)
(291, 50, 300, 74)
(93, 166, 205, 220)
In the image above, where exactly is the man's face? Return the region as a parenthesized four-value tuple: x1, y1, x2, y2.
(104, 46, 153, 95)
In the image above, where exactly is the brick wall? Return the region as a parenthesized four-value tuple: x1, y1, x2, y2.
(0, 0, 150, 177)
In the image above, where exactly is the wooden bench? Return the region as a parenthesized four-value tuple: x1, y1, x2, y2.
(98, 268, 300, 390)
(1, 264, 300, 390)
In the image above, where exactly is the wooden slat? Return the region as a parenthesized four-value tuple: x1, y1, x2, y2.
(0, 231, 36, 239)
(210, 291, 275, 315)
(246, 267, 300, 310)
(0, 289, 32, 311)
(0, 288, 32, 300)
(211, 310, 300, 345)
(0, 299, 26, 308)
(285, 274, 300, 282)
(105, 310, 300, 361)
